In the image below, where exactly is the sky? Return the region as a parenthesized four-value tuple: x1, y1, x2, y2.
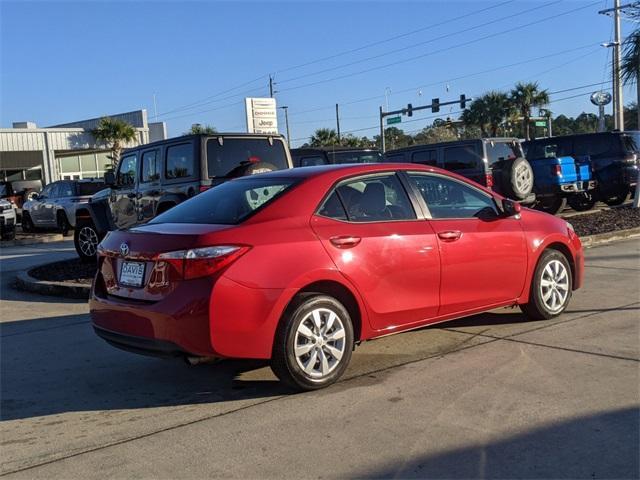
(0, 0, 633, 146)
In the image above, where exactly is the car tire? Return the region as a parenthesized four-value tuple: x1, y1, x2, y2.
(604, 190, 629, 207)
(74, 221, 99, 262)
(534, 196, 566, 215)
(271, 294, 354, 391)
(520, 249, 573, 320)
(1, 228, 16, 241)
(57, 211, 72, 237)
(501, 157, 534, 200)
(239, 161, 278, 177)
(21, 212, 35, 233)
(567, 192, 597, 212)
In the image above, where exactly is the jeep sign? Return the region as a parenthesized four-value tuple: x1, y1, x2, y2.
(245, 97, 278, 134)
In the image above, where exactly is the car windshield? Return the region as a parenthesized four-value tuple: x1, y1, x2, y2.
(150, 177, 298, 225)
(328, 151, 384, 164)
(206, 138, 289, 178)
(76, 182, 106, 196)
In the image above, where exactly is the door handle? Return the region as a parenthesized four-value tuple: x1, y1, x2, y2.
(330, 235, 362, 249)
(437, 230, 462, 241)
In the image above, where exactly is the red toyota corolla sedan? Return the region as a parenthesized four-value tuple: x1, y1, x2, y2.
(91, 163, 583, 390)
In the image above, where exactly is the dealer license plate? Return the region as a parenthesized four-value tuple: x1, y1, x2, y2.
(120, 261, 145, 287)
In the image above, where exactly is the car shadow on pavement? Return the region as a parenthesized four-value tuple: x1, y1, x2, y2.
(355, 407, 639, 479)
(0, 314, 289, 422)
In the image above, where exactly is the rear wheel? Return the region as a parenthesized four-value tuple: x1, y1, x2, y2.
(521, 249, 573, 320)
(74, 221, 99, 262)
(604, 190, 629, 206)
(534, 196, 566, 215)
(22, 212, 35, 233)
(567, 192, 597, 212)
(271, 295, 354, 391)
(57, 211, 72, 236)
(501, 157, 534, 200)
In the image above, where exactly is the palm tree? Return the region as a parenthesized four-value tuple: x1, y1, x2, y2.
(186, 124, 217, 135)
(510, 82, 549, 140)
(462, 91, 514, 137)
(461, 97, 490, 137)
(91, 117, 138, 171)
(309, 128, 339, 147)
(621, 28, 640, 129)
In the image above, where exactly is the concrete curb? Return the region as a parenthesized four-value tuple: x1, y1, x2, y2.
(580, 227, 640, 248)
(1, 233, 65, 247)
(15, 269, 90, 300)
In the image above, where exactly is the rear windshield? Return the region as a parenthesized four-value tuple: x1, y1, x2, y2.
(76, 182, 105, 196)
(486, 141, 522, 165)
(150, 177, 297, 225)
(327, 151, 384, 164)
(206, 138, 289, 178)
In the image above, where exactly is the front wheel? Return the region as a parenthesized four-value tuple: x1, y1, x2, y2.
(604, 190, 629, 206)
(534, 196, 566, 215)
(74, 221, 99, 262)
(520, 249, 573, 320)
(271, 295, 354, 391)
(57, 211, 72, 236)
(21, 212, 35, 233)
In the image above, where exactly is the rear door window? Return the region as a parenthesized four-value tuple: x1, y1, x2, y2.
(443, 145, 481, 170)
(206, 138, 289, 178)
(141, 150, 160, 182)
(411, 149, 438, 166)
(166, 143, 194, 180)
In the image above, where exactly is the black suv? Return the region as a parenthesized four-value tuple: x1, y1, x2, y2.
(385, 138, 535, 203)
(523, 131, 639, 207)
(74, 133, 293, 260)
(290, 147, 383, 167)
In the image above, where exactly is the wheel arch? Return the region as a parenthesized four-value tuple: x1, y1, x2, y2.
(545, 241, 576, 289)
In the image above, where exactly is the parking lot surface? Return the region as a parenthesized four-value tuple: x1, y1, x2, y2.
(0, 239, 638, 479)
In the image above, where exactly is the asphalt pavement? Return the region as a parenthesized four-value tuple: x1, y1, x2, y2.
(0, 238, 638, 479)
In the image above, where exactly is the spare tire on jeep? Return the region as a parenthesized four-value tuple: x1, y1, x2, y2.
(228, 161, 278, 179)
(499, 157, 534, 200)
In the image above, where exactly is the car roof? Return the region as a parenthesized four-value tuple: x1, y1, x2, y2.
(386, 137, 520, 154)
(123, 132, 287, 152)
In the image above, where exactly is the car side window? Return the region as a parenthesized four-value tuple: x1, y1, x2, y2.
(166, 143, 194, 180)
(117, 154, 138, 186)
(58, 182, 74, 197)
(319, 174, 416, 222)
(141, 150, 160, 183)
(408, 173, 498, 219)
(411, 149, 438, 166)
(300, 155, 327, 167)
(42, 184, 56, 199)
(443, 145, 481, 170)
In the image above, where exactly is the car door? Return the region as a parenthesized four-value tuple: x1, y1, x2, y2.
(311, 172, 441, 331)
(29, 184, 52, 225)
(406, 172, 528, 316)
(54, 181, 74, 226)
(138, 148, 161, 223)
(41, 183, 59, 227)
(110, 153, 139, 229)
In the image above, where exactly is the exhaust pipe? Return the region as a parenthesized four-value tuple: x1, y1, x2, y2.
(185, 356, 221, 366)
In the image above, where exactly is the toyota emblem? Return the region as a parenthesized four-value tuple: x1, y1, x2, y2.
(120, 242, 130, 256)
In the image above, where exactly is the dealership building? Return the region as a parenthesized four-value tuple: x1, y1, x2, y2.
(0, 110, 166, 184)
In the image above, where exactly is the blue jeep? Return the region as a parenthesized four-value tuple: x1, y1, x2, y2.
(523, 143, 596, 214)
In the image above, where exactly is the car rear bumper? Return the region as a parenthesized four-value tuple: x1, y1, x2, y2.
(94, 326, 188, 358)
(560, 180, 596, 193)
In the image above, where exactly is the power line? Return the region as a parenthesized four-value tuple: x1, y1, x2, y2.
(277, 0, 561, 86)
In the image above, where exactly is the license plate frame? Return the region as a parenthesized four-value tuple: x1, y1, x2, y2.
(119, 261, 146, 287)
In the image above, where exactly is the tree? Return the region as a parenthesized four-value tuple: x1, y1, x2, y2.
(510, 82, 549, 141)
(186, 124, 217, 135)
(621, 28, 640, 128)
(373, 127, 413, 150)
(461, 91, 513, 137)
(309, 128, 339, 147)
(91, 117, 138, 171)
(413, 125, 457, 144)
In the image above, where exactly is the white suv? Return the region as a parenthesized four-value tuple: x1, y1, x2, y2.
(0, 199, 17, 240)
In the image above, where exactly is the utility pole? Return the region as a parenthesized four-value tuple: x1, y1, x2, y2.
(280, 106, 291, 148)
(600, 0, 627, 130)
(269, 75, 274, 98)
(335, 104, 341, 143)
(379, 106, 385, 153)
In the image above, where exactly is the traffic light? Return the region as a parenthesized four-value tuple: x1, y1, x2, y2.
(432, 98, 440, 113)
(407, 103, 413, 117)
(460, 94, 467, 109)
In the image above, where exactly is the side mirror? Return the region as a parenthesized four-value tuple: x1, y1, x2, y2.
(502, 198, 522, 217)
(27, 191, 39, 201)
(104, 171, 116, 186)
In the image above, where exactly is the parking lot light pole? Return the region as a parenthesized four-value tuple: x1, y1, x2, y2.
(279, 106, 290, 148)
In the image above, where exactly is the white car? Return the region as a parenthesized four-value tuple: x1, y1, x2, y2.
(0, 199, 17, 240)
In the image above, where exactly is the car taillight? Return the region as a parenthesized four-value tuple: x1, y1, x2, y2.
(552, 165, 562, 176)
(156, 245, 249, 280)
(485, 173, 494, 188)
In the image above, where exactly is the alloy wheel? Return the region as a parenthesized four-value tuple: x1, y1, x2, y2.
(294, 308, 346, 379)
(540, 259, 569, 312)
(78, 226, 98, 257)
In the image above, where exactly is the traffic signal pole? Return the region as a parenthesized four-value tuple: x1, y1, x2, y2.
(378, 95, 468, 153)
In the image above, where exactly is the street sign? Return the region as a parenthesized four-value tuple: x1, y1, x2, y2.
(245, 97, 278, 134)
(535, 121, 547, 127)
(387, 116, 401, 125)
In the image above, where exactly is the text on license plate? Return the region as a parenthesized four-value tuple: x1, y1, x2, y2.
(120, 261, 145, 287)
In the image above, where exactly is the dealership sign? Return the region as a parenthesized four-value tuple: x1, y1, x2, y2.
(245, 98, 278, 134)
